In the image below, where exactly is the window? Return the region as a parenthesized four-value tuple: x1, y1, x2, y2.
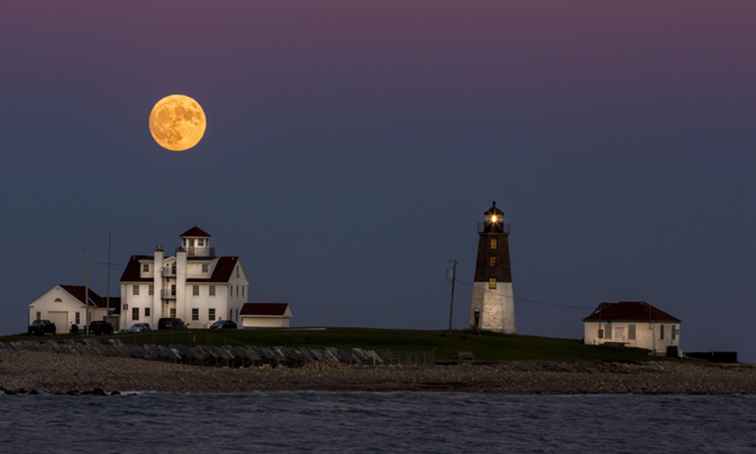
(598, 328, 604, 339)
(489, 256, 497, 267)
(604, 323, 612, 340)
(145, 307, 151, 317)
(192, 308, 199, 321)
(132, 307, 139, 321)
(198, 239, 205, 247)
(672, 325, 678, 341)
(171, 284, 176, 296)
(209, 285, 216, 296)
(36, 312, 41, 321)
(54, 298, 62, 303)
(75, 312, 80, 325)
(171, 263, 177, 274)
(660, 325, 665, 340)
(143, 263, 150, 273)
(488, 278, 497, 289)
(193, 285, 199, 296)
(170, 308, 176, 318)
(209, 308, 216, 321)
(148, 285, 154, 296)
(202, 263, 209, 273)
(490, 239, 497, 249)
(132, 285, 140, 296)
(628, 324, 637, 341)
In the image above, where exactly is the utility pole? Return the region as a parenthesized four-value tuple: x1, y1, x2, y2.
(97, 233, 121, 324)
(447, 259, 458, 332)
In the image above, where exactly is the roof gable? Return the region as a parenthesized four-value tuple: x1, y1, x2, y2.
(583, 301, 680, 323)
(181, 226, 211, 237)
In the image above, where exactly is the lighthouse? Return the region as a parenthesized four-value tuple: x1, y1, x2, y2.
(469, 201, 516, 333)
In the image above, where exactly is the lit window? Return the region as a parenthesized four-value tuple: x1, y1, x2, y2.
(132, 307, 139, 321)
(209, 308, 216, 321)
(209, 285, 216, 296)
(489, 256, 497, 266)
(488, 278, 497, 289)
(490, 239, 497, 249)
(148, 285, 154, 296)
(143, 263, 150, 273)
(202, 263, 209, 273)
(133, 285, 140, 296)
(193, 285, 199, 296)
(145, 307, 151, 317)
(192, 308, 199, 321)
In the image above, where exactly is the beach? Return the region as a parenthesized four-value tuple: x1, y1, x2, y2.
(1, 350, 755, 395)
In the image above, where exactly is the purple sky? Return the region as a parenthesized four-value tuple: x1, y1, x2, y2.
(2, 1, 756, 360)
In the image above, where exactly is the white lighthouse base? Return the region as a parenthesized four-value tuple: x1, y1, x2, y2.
(469, 282, 516, 334)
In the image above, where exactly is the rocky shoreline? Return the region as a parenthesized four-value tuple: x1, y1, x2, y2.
(2, 350, 756, 395)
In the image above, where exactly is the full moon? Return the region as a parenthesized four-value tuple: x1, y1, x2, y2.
(148, 94, 207, 152)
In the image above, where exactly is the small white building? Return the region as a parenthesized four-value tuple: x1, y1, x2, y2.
(28, 285, 120, 334)
(239, 303, 292, 328)
(119, 226, 249, 330)
(583, 301, 681, 355)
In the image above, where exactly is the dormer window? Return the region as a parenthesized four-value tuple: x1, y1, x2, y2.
(143, 263, 150, 273)
(202, 263, 209, 273)
(198, 239, 205, 247)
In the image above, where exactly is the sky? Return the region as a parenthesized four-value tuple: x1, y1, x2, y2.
(2, 1, 756, 360)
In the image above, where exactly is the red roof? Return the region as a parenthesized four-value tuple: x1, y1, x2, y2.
(583, 301, 680, 323)
(240, 303, 290, 317)
(119, 256, 154, 282)
(61, 285, 102, 306)
(180, 226, 211, 237)
(121, 255, 239, 283)
(187, 257, 239, 283)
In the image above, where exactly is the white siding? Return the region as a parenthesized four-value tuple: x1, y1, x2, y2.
(28, 286, 90, 334)
(584, 321, 681, 354)
(241, 316, 290, 328)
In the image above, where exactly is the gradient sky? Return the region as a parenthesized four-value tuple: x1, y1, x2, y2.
(2, 1, 756, 360)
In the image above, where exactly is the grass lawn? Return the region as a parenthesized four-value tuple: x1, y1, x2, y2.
(2, 328, 651, 362)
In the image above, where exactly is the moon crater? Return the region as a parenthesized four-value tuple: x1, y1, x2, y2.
(149, 94, 206, 152)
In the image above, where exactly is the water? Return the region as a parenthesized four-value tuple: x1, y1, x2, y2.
(2, 392, 756, 453)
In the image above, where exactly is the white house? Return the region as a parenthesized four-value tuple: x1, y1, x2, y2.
(583, 301, 681, 355)
(239, 303, 292, 328)
(119, 226, 249, 330)
(28, 285, 120, 334)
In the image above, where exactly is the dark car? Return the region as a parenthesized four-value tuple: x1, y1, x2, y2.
(158, 318, 186, 330)
(88, 320, 114, 336)
(209, 320, 237, 330)
(28, 320, 56, 336)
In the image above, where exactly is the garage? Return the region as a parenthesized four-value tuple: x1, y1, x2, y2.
(47, 311, 69, 334)
(239, 303, 292, 328)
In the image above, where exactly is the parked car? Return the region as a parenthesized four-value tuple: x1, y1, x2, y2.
(128, 323, 152, 333)
(88, 320, 114, 336)
(158, 318, 186, 330)
(209, 320, 237, 330)
(28, 320, 56, 336)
